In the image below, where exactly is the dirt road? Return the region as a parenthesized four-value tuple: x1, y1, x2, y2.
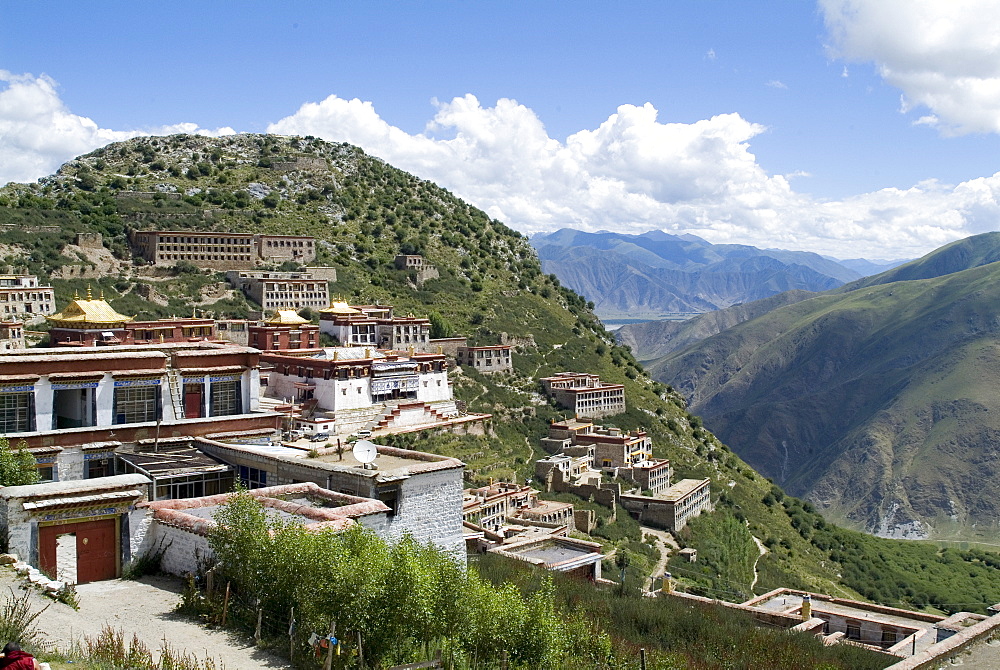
(1, 568, 290, 669)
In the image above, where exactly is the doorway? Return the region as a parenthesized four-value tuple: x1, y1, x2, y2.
(40, 518, 119, 584)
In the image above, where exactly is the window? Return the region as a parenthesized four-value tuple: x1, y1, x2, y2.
(114, 385, 160, 424)
(86, 455, 113, 478)
(846, 622, 861, 640)
(0, 392, 34, 433)
(238, 465, 266, 489)
(210, 380, 241, 416)
(376, 485, 399, 516)
(881, 629, 897, 644)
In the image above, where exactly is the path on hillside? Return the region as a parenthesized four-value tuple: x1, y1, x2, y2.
(750, 535, 768, 592)
(640, 525, 678, 592)
(1, 568, 290, 669)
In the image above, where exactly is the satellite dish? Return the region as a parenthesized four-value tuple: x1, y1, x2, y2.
(353, 440, 377, 464)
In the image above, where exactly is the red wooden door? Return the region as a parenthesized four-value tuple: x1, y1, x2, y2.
(76, 519, 117, 583)
(38, 525, 58, 579)
(184, 388, 203, 418)
(38, 518, 118, 584)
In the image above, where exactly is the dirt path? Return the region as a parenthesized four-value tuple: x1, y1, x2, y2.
(750, 535, 768, 592)
(640, 525, 678, 592)
(1, 568, 290, 669)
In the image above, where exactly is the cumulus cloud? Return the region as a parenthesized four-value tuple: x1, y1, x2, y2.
(270, 93, 1000, 258)
(2, 68, 998, 260)
(0, 71, 234, 185)
(820, 0, 1000, 135)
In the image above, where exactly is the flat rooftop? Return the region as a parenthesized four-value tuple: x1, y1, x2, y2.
(143, 482, 389, 534)
(550, 419, 594, 430)
(659, 478, 710, 501)
(750, 590, 948, 656)
(201, 437, 463, 480)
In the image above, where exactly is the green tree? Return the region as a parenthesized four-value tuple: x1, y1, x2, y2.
(428, 311, 453, 339)
(0, 438, 40, 487)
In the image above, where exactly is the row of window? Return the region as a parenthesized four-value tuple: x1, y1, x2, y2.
(2, 305, 51, 314)
(264, 239, 312, 247)
(262, 301, 328, 309)
(0, 292, 37, 304)
(155, 236, 253, 245)
(261, 284, 325, 291)
(160, 253, 253, 261)
(0, 381, 242, 433)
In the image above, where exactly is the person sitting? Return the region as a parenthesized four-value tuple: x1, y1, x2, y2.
(0, 643, 40, 670)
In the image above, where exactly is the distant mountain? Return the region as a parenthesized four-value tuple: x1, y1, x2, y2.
(835, 257, 909, 276)
(836, 233, 1000, 292)
(532, 229, 861, 320)
(643, 232, 1000, 541)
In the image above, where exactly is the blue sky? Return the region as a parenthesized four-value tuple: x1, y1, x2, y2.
(2, 1, 1000, 259)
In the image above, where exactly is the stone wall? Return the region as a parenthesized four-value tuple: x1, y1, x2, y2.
(145, 519, 213, 576)
(547, 468, 619, 508)
(304, 266, 339, 281)
(390, 467, 465, 559)
(619, 494, 676, 530)
(75, 232, 104, 248)
(427, 337, 467, 357)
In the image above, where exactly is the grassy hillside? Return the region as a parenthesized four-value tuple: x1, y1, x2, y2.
(5, 134, 1000, 617)
(617, 289, 817, 361)
(647, 256, 1000, 543)
(838, 232, 1000, 292)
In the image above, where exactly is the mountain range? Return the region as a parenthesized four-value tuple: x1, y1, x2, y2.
(531, 228, 905, 321)
(631, 232, 1000, 541)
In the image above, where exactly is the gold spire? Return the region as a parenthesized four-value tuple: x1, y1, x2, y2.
(86, 285, 93, 300)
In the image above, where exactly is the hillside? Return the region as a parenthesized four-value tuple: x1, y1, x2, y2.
(837, 232, 1000, 292)
(532, 228, 857, 320)
(645, 240, 1000, 541)
(5, 134, 1000, 619)
(617, 289, 817, 361)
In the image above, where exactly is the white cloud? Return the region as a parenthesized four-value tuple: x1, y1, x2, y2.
(270, 93, 1000, 259)
(706, 48, 717, 60)
(820, 0, 1000, 135)
(2, 69, 998, 260)
(0, 71, 234, 185)
(766, 80, 789, 89)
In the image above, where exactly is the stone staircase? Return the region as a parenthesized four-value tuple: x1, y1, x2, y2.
(371, 399, 461, 432)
